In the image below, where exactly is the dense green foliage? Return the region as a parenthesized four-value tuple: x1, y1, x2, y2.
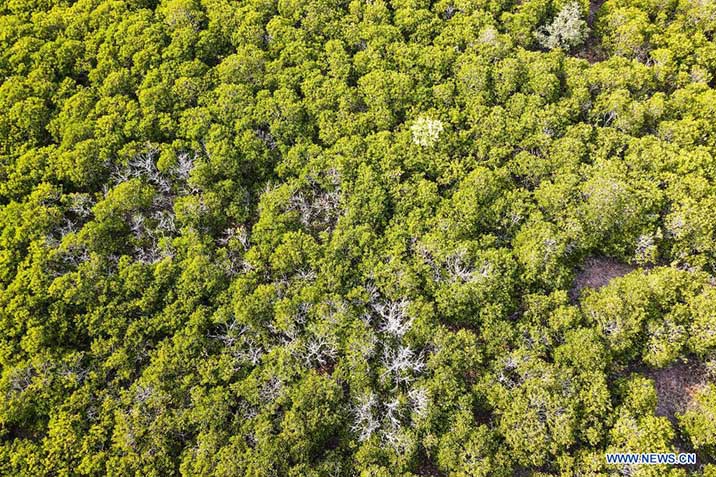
(2, 0, 716, 475)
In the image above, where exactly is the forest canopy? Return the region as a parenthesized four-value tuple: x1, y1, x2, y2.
(2, 0, 716, 475)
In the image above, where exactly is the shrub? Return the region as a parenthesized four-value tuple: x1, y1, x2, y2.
(535, 2, 588, 51)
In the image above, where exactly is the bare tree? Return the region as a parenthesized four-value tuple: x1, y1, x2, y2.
(408, 386, 430, 419)
(174, 152, 195, 181)
(352, 393, 379, 442)
(382, 345, 425, 385)
(259, 376, 283, 403)
(374, 298, 413, 337)
(8, 365, 34, 394)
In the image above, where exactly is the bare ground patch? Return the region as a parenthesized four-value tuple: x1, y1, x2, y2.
(588, 0, 606, 26)
(573, 0, 608, 63)
(573, 37, 607, 64)
(569, 256, 636, 302)
(643, 361, 711, 466)
(645, 361, 708, 425)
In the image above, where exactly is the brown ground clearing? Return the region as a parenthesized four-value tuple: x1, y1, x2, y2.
(645, 361, 708, 425)
(588, 0, 606, 26)
(573, 0, 608, 64)
(569, 256, 636, 302)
